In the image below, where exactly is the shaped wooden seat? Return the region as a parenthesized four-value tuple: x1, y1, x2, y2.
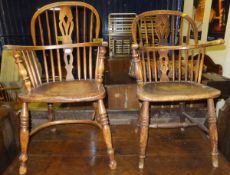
(131, 10, 224, 169)
(19, 80, 105, 103)
(4, 2, 116, 174)
(137, 82, 220, 102)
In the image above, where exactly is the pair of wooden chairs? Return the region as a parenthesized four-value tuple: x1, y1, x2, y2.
(4, 2, 223, 174)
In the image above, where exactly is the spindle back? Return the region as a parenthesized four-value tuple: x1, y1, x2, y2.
(27, 2, 102, 83)
(31, 1, 100, 45)
(131, 10, 207, 83)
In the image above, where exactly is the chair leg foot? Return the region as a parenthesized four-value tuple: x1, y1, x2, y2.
(19, 102, 29, 175)
(212, 153, 219, 168)
(139, 156, 145, 169)
(107, 148, 117, 169)
(108, 152, 117, 170)
(139, 101, 150, 169)
(19, 164, 27, 175)
(98, 100, 117, 169)
(207, 99, 219, 168)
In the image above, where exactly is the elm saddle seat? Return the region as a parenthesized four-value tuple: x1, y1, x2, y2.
(4, 2, 116, 174)
(131, 10, 224, 169)
(138, 82, 220, 102)
(20, 80, 105, 103)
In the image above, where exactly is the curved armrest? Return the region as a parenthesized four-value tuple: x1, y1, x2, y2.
(3, 41, 107, 51)
(134, 39, 224, 51)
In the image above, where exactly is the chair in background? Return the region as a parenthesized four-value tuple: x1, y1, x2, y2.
(5, 2, 116, 174)
(131, 10, 224, 169)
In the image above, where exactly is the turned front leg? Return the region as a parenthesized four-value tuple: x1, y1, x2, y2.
(207, 98, 219, 167)
(139, 101, 150, 169)
(98, 99, 117, 169)
(19, 102, 30, 175)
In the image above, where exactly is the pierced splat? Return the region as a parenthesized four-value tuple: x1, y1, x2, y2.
(158, 49, 169, 81)
(59, 6, 74, 80)
(154, 15, 170, 42)
(64, 48, 74, 80)
(59, 6, 74, 44)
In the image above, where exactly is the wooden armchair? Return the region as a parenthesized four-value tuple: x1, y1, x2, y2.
(131, 10, 224, 169)
(4, 2, 116, 174)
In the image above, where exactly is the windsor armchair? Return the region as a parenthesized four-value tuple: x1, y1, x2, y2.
(131, 10, 224, 169)
(4, 2, 116, 174)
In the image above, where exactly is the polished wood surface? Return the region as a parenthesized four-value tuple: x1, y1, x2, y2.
(131, 10, 224, 169)
(19, 80, 105, 103)
(137, 82, 220, 102)
(106, 84, 138, 109)
(4, 2, 116, 174)
(3, 125, 230, 175)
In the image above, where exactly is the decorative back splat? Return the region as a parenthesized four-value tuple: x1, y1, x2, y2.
(59, 6, 74, 44)
(158, 50, 169, 82)
(154, 15, 170, 43)
(155, 15, 170, 81)
(59, 6, 74, 80)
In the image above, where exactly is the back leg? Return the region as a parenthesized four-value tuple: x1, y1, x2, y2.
(207, 98, 219, 167)
(48, 103, 56, 132)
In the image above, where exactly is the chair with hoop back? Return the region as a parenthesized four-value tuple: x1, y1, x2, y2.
(131, 10, 224, 169)
(4, 2, 116, 174)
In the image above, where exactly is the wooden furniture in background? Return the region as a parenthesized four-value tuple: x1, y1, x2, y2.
(4, 2, 116, 174)
(0, 104, 19, 174)
(108, 13, 136, 57)
(131, 10, 224, 169)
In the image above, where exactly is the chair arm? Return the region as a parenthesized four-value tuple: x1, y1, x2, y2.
(96, 42, 108, 84)
(139, 39, 224, 51)
(130, 43, 144, 85)
(3, 41, 104, 51)
(4, 41, 107, 87)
